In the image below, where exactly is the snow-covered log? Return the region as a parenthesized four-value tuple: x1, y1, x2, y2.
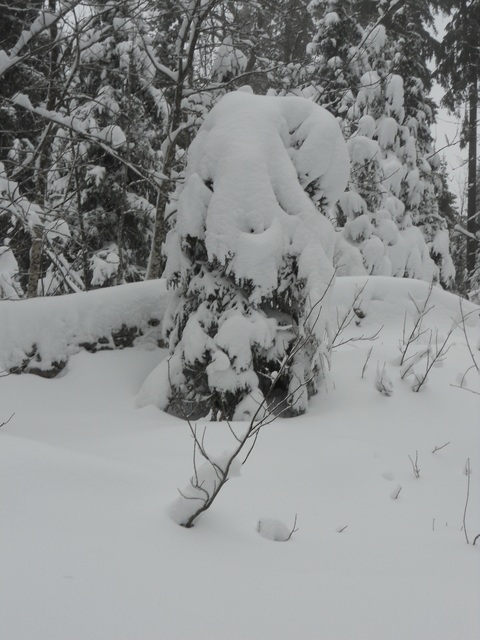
(138, 90, 349, 420)
(0, 281, 169, 377)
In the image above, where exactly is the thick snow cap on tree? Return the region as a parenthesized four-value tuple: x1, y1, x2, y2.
(138, 90, 349, 420)
(172, 90, 349, 295)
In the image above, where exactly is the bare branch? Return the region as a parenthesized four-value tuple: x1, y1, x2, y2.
(361, 346, 373, 379)
(432, 441, 451, 454)
(450, 384, 480, 396)
(0, 413, 15, 428)
(285, 514, 299, 541)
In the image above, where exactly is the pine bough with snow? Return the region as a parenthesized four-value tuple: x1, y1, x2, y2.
(139, 91, 349, 420)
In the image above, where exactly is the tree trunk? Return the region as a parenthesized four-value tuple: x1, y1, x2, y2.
(466, 68, 478, 278)
(146, 82, 184, 280)
(26, 0, 59, 297)
(26, 229, 44, 297)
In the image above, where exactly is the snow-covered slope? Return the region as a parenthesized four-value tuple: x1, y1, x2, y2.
(1, 277, 479, 640)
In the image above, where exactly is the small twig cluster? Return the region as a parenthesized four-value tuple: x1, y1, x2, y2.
(399, 285, 435, 367)
(408, 451, 420, 478)
(408, 450, 421, 479)
(375, 362, 394, 396)
(398, 286, 453, 392)
(331, 283, 383, 349)
(450, 299, 480, 396)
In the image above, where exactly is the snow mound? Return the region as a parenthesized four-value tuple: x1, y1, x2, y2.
(332, 276, 479, 329)
(0, 280, 169, 376)
(257, 517, 295, 542)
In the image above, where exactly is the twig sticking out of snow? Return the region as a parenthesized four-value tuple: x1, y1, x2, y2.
(170, 314, 326, 528)
(375, 363, 393, 396)
(361, 346, 373, 379)
(454, 299, 479, 374)
(0, 413, 14, 428)
(432, 441, 451, 454)
(408, 451, 420, 478)
(399, 284, 435, 366)
(390, 485, 402, 500)
(257, 515, 299, 542)
(463, 458, 471, 545)
(449, 299, 480, 396)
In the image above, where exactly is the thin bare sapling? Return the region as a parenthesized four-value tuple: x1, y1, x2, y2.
(169, 295, 331, 529)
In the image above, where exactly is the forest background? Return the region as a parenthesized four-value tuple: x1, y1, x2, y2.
(0, 0, 479, 303)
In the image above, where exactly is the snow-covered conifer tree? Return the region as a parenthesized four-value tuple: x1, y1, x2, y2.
(139, 90, 349, 420)
(307, 2, 454, 286)
(306, 0, 362, 122)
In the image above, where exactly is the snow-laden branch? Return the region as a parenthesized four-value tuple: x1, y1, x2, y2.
(10, 93, 170, 191)
(454, 223, 479, 241)
(144, 43, 178, 82)
(0, 1, 83, 79)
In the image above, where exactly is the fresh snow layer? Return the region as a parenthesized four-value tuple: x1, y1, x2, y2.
(1, 276, 479, 639)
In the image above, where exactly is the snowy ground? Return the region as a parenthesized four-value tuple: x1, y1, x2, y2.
(1, 277, 479, 640)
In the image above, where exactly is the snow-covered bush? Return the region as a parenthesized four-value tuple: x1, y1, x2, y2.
(142, 90, 349, 420)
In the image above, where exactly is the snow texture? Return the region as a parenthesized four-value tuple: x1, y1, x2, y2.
(1, 276, 479, 640)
